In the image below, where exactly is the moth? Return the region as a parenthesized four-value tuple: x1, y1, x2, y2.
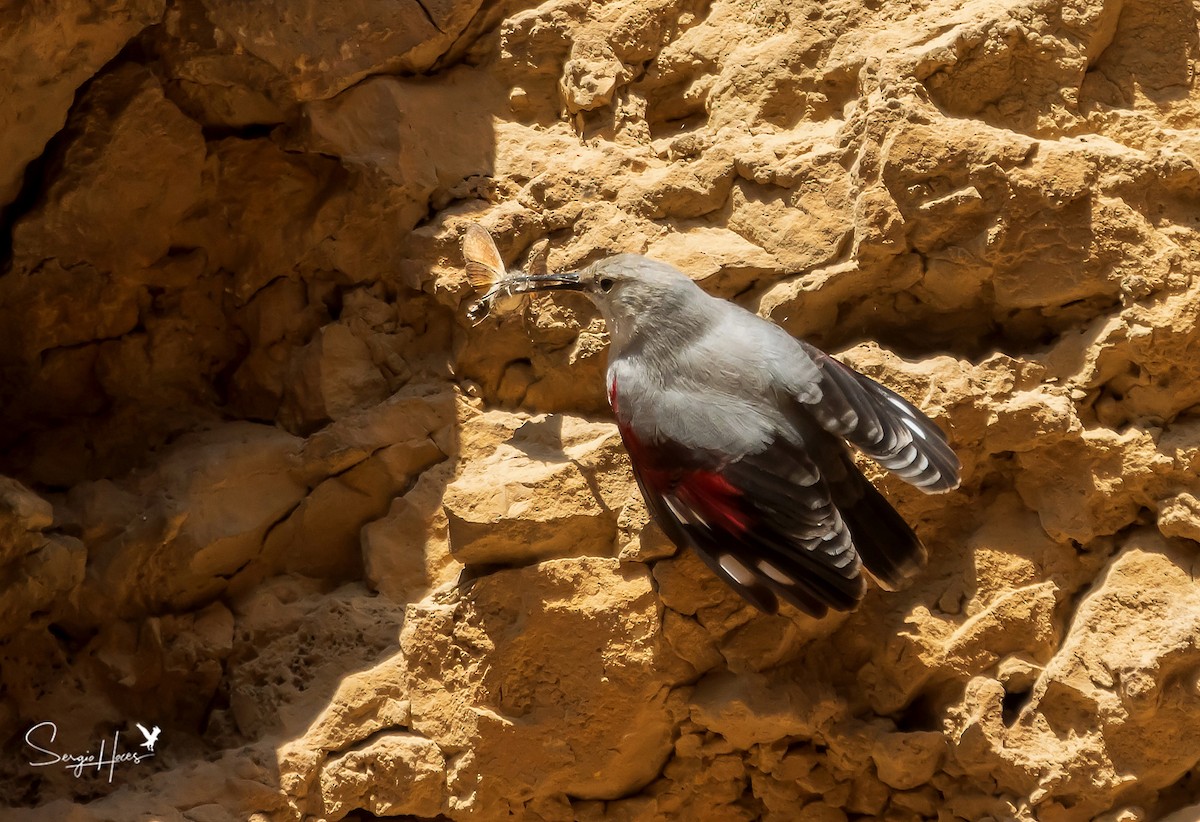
(461, 224, 550, 324)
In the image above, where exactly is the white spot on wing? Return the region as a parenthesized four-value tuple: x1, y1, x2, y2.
(895, 451, 930, 478)
(757, 560, 793, 585)
(886, 393, 917, 417)
(719, 553, 757, 586)
(913, 471, 944, 488)
(903, 416, 933, 441)
(665, 495, 705, 526)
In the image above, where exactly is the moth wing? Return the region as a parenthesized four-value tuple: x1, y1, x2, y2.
(462, 224, 506, 290)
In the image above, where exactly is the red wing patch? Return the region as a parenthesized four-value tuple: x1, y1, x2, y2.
(618, 419, 750, 534)
(675, 471, 749, 533)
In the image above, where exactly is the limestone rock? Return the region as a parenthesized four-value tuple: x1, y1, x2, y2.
(0, 533, 86, 639)
(0, 477, 53, 566)
(0, 0, 164, 205)
(443, 415, 634, 566)
(226, 579, 403, 742)
(11, 64, 206, 272)
(70, 423, 306, 619)
(151, 1, 295, 128)
(362, 466, 458, 603)
(200, 0, 486, 100)
(398, 556, 685, 816)
(689, 670, 837, 750)
(4, 0, 1200, 819)
(316, 731, 445, 819)
(303, 70, 499, 202)
(278, 323, 390, 433)
(947, 532, 1200, 818)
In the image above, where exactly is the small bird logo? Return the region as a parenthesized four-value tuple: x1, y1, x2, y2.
(135, 723, 161, 753)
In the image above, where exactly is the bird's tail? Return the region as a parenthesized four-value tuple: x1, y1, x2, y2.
(837, 472, 927, 592)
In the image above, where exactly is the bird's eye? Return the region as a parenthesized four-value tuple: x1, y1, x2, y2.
(598, 277, 616, 292)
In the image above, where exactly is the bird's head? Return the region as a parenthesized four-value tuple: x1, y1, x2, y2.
(510, 254, 706, 348)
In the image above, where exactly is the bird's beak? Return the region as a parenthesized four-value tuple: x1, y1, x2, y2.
(507, 271, 585, 292)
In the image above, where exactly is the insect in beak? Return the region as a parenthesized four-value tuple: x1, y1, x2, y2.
(461, 225, 575, 322)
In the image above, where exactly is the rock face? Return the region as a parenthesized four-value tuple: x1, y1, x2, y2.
(1, 0, 1199, 820)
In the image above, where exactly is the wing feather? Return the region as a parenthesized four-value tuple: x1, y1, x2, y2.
(623, 426, 869, 616)
(796, 342, 961, 493)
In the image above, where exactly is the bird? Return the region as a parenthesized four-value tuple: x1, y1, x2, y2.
(135, 723, 161, 753)
(505, 253, 961, 616)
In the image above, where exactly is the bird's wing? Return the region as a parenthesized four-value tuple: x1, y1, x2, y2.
(616, 383, 867, 616)
(790, 341, 961, 493)
(136, 723, 149, 736)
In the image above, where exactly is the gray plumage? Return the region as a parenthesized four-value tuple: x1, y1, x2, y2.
(512, 253, 960, 616)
